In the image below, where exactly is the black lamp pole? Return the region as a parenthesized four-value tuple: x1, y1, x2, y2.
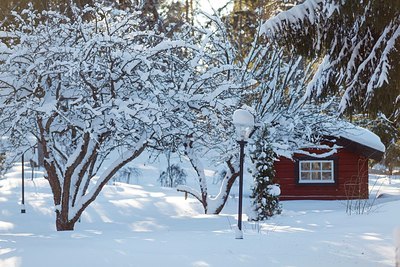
(232, 108, 254, 239)
(21, 153, 26, 213)
(236, 139, 247, 239)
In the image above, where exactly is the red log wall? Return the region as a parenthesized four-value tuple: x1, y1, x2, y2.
(275, 148, 369, 200)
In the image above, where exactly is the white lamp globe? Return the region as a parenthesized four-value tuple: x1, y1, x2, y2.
(232, 109, 255, 141)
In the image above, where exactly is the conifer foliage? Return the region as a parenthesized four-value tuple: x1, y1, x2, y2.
(249, 127, 281, 221)
(260, 0, 400, 116)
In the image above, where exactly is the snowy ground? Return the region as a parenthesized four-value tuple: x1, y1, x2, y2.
(0, 162, 399, 267)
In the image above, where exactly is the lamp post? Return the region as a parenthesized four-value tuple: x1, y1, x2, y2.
(232, 109, 254, 239)
(21, 153, 26, 213)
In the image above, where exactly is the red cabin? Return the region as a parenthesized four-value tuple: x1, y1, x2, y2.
(275, 127, 385, 200)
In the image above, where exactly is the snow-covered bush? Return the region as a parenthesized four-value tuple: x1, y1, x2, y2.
(345, 170, 381, 215)
(248, 127, 281, 221)
(112, 166, 142, 185)
(158, 164, 187, 188)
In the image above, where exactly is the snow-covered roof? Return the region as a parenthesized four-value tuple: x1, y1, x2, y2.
(294, 121, 386, 161)
(337, 126, 385, 153)
(325, 123, 386, 161)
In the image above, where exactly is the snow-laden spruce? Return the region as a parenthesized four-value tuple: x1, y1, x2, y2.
(260, 0, 400, 113)
(248, 127, 281, 221)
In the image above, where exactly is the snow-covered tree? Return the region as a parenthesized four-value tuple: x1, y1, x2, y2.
(223, 0, 298, 59)
(0, 4, 223, 230)
(178, 136, 241, 214)
(177, 16, 350, 215)
(174, 14, 247, 215)
(0, 2, 250, 227)
(243, 31, 344, 160)
(356, 114, 399, 171)
(260, 0, 400, 117)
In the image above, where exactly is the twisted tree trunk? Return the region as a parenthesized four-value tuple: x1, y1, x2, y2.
(177, 138, 239, 214)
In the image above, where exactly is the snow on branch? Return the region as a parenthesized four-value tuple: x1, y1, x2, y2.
(304, 55, 333, 99)
(260, 0, 338, 37)
(367, 24, 400, 93)
(176, 185, 202, 203)
(340, 21, 400, 112)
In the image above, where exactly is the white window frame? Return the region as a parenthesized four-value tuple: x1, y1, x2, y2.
(298, 159, 335, 184)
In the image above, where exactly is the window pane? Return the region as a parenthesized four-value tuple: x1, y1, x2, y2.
(322, 162, 332, 170)
(300, 172, 310, 180)
(321, 172, 332, 180)
(311, 162, 320, 170)
(311, 172, 320, 180)
(300, 162, 310, 171)
(299, 160, 334, 183)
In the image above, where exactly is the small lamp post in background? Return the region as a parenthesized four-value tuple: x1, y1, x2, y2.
(232, 109, 254, 239)
(21, 153, 26, 213)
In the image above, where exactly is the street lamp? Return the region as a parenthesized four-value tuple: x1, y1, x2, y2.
(21, 153, 26, 213)
(232, 109, 254, 239)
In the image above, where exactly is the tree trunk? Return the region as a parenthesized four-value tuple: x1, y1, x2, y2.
(56, 212, 76, 231)
(211, 172, 239, 214)
(179, 138, 239, 214)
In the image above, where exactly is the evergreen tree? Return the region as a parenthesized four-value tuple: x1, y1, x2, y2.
(259, 0, 400, 118)
(158, 0, 198, 35)
(368, 116, 400, 173)
(257, 0, 400, 167)
(223, 0, 298, 60)
(249, 127, 281, 221)
(0, 0, 94, 26)
(385, 141, 400, 175)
